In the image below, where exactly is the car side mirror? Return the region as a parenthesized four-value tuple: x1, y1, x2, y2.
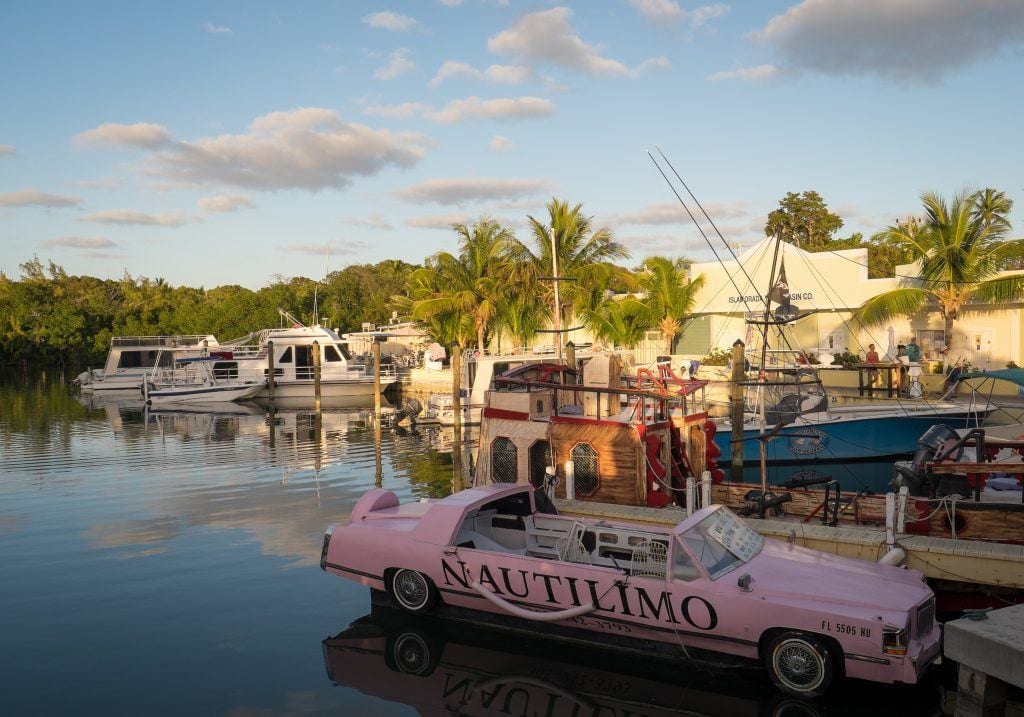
(737, 573, 753, 592)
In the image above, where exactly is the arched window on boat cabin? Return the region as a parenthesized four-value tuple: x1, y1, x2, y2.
(571, 443, 599, 496)
(529, 440, 552, 488)
(490, 437, 518, 484)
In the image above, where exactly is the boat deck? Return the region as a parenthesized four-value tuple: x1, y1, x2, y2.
(554, 499, 1024, 591)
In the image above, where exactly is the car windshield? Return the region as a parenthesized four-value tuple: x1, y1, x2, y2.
(679, 508, 764, 580)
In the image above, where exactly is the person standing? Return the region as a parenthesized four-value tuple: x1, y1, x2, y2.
(905, 337, 921, 363)
(866, 343, 880, 387)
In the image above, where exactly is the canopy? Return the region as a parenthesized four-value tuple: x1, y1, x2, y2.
(958, 368, 1024, 387)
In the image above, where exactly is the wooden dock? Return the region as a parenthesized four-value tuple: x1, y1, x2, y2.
(944, 603, 1024, 716)
(555, 499, 1024, 592)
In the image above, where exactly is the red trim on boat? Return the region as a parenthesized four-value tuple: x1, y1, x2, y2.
(481, 407, 530, 421)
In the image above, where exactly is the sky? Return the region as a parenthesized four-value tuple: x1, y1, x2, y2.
(1, 0, 1023, 289)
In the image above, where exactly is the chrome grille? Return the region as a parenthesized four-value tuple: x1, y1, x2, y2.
(915, 598, 935, 638)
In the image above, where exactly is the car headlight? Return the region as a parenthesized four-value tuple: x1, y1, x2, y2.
(883, 624, 908, 656)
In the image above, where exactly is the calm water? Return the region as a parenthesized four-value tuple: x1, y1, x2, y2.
(1, 370, 951, 716)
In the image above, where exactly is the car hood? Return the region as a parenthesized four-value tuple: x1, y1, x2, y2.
(739, 540, 930, 620)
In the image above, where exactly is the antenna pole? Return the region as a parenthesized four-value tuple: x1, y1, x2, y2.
(550, 227, 563, 364)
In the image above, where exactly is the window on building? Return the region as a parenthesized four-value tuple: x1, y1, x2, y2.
(918, 330, 946, 358)
(571, 443, 599, 496)
(528, 440, 552, 488)
(491, 437, 518, 484)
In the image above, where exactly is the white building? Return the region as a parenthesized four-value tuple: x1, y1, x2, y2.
(675, 238, 1024, 371)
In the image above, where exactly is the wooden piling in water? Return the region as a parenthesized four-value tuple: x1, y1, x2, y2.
(312, 340, 322, 412)
(452, 343, 462, 431)
(565, 341, 576, 371)
(266, 340, 276, 407)
(730, 339, 745, 482)
(372, 338, 382, 418)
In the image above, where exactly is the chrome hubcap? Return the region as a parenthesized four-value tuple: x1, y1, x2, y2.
(776, 642, 822, 689)
(395, 571, 427, 607)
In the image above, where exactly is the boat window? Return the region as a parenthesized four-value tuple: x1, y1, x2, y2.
(295, 345, 312, 367)
(117, 350, 159, 369)
(570, 443, 600, 496)
(278, 347, 293, 364)
(156, 351, 175, 368)
(679, 508, 764, 580)
(528, 440, 552, 488)
(672, 540, 702, 582)
(323, 345, 343, 362)
(491, 437, 518, 484)
(214, 361, 238, 380)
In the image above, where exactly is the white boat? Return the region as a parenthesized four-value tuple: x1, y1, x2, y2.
(216, 323, 397, 401)
(73, 335, 220, 393)
(144, 358, 263, 405)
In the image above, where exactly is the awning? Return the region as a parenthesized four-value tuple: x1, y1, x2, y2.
(959, 368, 1024, 387)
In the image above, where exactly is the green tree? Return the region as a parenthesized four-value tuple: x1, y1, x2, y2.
(636, 256, 705, 355)
(581, 295, 652, 349)
(855, 190, 1024, 344)
(511, 198, 628, 330)
(407, 218, 514, 350)
(765, 191, 845, 251)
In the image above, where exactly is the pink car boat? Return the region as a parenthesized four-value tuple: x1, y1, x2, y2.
(321, 483, 941, 698)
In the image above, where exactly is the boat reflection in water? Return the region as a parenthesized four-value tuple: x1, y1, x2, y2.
(322, 601, 946, 717)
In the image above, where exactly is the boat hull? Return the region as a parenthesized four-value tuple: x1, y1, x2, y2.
(147, 383, 262, 404)
(714, 408, 991, 465)
(252, 377, 397, 400)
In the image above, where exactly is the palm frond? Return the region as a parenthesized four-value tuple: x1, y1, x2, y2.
(854, 287, 931, 326)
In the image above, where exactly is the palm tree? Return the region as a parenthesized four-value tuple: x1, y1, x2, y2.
(855, 190, 1024, 345)
(637, 256, 705, 355)
(510, 198, 629, 331)
(407, 218, 514, 350)
(581, 295, 652, 350)
(972, 187, 1013, 233)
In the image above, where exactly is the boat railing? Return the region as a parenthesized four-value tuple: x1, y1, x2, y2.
(291, 363, 397, 381)
(111, 335, 216, 348)
(147, 364, 213, 387)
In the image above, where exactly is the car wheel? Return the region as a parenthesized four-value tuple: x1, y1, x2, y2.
(765, 631, 833, 699)
(388, 569, 439, 614)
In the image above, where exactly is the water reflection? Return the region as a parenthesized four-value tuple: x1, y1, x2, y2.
(323, 603, 946, 717)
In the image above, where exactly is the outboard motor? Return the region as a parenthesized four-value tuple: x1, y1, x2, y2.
(893, 424, 961, 496)
(392, 397, 423, 425)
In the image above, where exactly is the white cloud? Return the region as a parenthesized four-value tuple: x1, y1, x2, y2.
(203, 21, 232, 35)
(0, 144, 15, 156)
(752, 0, 1024, 82)
(374, 48, 416, 80)
(281, 240, 367, 255)
(424, 96, 554, 123)
(197, 193, 254, 213)
(362, 11, 419, 33)
(707, 64, 782, 82)
(41, 236, 116, 249)
(81, 209, 189, 226)
(628, 0, 729, 29)
(438, 0, 464, 6)
(74, 122, 172, 149)
(428, 60, 532, 88)
(404, 213, 472, 229)
(342, 213, 394, 230)
(395, 178, 552, 205)
(147, 107, 426, 191)
(488, 6, 665, 77)
(489, 135, 513, 151)
(0, 189, 81, 208)
(604, 201, 750, 226)
(362, 102, 431, 119)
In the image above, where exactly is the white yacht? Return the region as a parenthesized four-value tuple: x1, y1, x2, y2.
(74, 335, 219, 393)
(215, 324, 396, 401)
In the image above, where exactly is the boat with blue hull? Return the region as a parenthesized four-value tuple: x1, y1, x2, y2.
(714, 404, 992, 465)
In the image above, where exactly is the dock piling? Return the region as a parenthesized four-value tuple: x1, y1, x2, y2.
(372, 338, 382, 418)
(312, 340, 322, 412)
(701, 470, 712, 508)
(565, 341, 576, 370)
(266, 340, 276, 407)
(565, 460, 575, 500)
(729, 339, 745, 482)
(452, 343, 462, 431)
